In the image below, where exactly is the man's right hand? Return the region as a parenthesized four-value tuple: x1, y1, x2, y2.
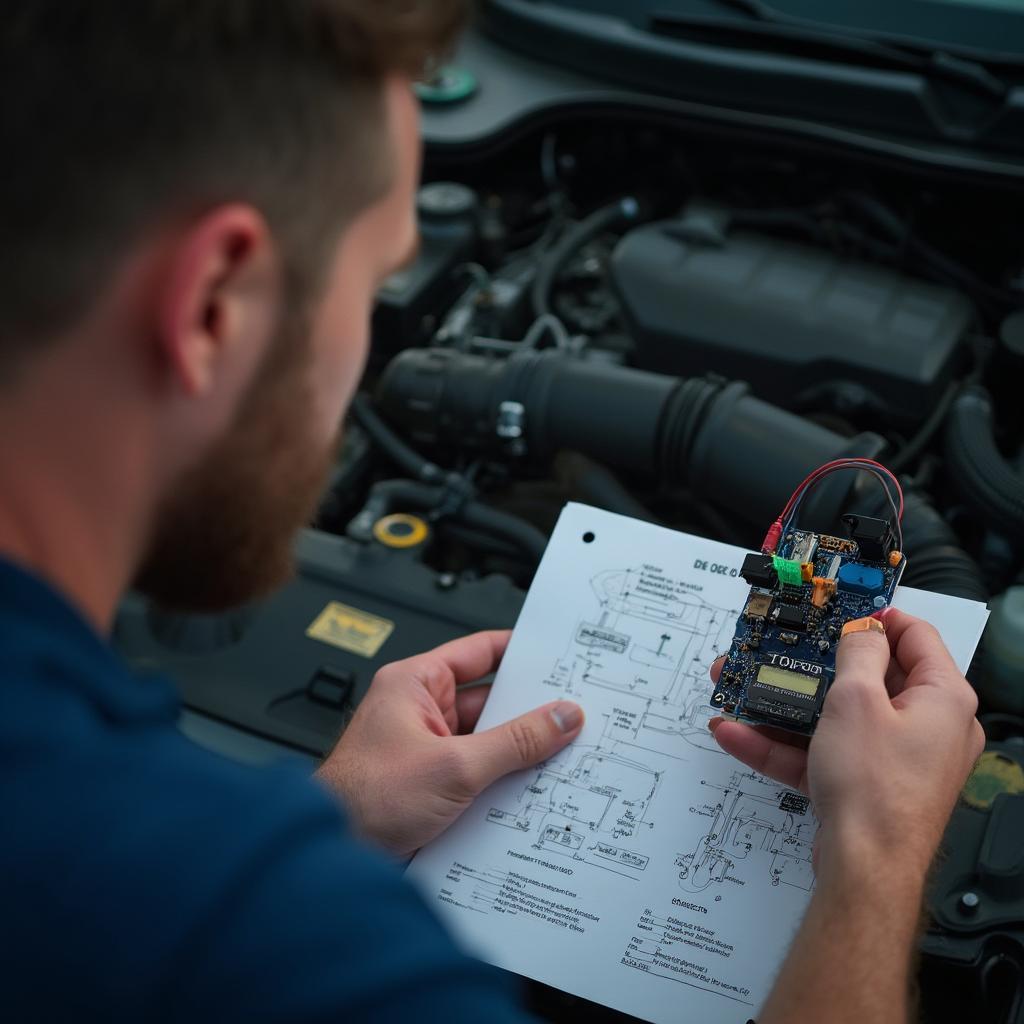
(709, 608, 984, 881)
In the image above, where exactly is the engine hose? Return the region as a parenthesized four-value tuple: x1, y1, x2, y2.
(347, 479, 549, 564)
(351, 394, 447, 485)
(530, 196, 642, 319)
(946, 385, 1024, 539)
(376, 346, 987, 599)
(864, 490, 988, 602)
(555, 452, 658, 523)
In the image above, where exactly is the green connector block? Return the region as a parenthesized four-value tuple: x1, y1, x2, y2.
(772, 556, 804, 587)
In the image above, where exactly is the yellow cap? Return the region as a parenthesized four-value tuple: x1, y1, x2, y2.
(373, 513, 430, 549)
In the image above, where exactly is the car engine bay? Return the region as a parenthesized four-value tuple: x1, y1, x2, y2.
(116, 28, 1024, 1024)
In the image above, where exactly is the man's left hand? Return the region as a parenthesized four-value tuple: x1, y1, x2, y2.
(316, 630, 585, 859)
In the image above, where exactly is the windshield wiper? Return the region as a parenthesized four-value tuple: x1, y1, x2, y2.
(650, 0, 1009, 100)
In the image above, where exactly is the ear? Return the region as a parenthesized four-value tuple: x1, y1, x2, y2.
(157, 205, 276, 397)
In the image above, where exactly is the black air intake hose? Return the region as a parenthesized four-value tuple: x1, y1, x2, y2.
(376, 347, 986, 599)
(891, 491, 988, 601)
(378, 347, 881, 528)
(946, 386, 1024, 539)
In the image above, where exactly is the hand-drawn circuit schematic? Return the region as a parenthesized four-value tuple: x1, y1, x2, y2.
(677, 769, 816, 893)
(486, 710, 663, 878)
(487, 564, 816, 887)
(545, 566, 741, 755)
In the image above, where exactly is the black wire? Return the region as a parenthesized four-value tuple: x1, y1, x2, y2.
(530, 197, 642, 320)
(889, 383, 959, 474)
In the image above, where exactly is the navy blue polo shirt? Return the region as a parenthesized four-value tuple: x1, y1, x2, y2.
(0, 558, 530, 1022)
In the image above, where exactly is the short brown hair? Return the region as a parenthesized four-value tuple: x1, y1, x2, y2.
(0, 1, 467, 371)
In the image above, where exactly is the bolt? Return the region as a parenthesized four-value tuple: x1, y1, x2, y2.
(958, 891, 980, 915)
(436, 572, 458, 591)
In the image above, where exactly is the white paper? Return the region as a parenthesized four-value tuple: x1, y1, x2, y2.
(407, 504, 989, 1024)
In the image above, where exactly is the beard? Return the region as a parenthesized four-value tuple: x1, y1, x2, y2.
(133, 311, 337, 613)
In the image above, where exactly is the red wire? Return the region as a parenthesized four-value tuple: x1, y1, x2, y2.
(780, 459, 903, 522)
(761, 458, 904, 554)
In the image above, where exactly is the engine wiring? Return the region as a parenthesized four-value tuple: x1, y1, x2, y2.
(761, 458, 905, 555)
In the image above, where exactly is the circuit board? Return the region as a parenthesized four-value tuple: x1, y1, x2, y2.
(711, 519, 905, 735)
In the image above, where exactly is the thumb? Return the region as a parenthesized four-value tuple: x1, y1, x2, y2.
(832, 616, 891, 696)
(455, 701, 584, 794)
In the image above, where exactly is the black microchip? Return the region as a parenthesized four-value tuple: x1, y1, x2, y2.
(773, 604, 806, 631)
(740, 553, 775, 589)
(779, 792, 810, 814)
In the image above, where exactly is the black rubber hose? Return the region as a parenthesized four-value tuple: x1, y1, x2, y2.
(893, 491, 989, 602)
(377, 347, 987, 599)
(555, 452, 658, 523)
(459, 502, 548, 563)
(351, 394, 446, 485)
(946, 385, 1024, 539)
(531, 196, 642, 319)
(349, 479, 549, 564)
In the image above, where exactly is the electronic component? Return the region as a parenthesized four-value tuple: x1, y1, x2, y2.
(772, 604, 806, 631)
(744, 664, 822, 726)
(772, 556, 804, 587)
(744, 593, 773, 621)
(811, 577, 837, 608)
(837, 563, 885, 596)
(818, 535, 856, 554)
(711, 459, 906, 735)
(790, 532, 818, 565)
(841, 513, 896, 563)
(740, 553, 776, 588)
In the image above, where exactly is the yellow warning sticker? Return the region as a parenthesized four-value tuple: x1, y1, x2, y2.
(305, 602, 395, 658)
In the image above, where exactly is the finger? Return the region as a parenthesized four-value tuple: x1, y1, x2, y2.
(709, 719, 810, 794)
(455, 683, 491, 733)
(422, 630, 512, 685)
(830, 618, 891, 706)
(710, 655, 726, 684)
(376, 630, 512, 708)
(883, 610, 960, 690)
(454, 701, 585, 793)
(708, 716, 810, 750)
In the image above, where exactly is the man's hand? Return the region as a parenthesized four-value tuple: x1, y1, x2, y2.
(709, 608, 984, 878)
(316, 630, 584, 859)
(709, 608, 984, 1024)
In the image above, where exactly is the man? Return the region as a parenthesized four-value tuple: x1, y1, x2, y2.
(0, 3, 983, 1023)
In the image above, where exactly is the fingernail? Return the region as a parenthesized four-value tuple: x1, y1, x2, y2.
(551, 702, 584, 734)
(708, 716, 724, 734)
(871, 607, 893, 622)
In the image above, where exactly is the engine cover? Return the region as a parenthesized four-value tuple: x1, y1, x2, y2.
(115, 529, 525, 757)
(611, 218, 973, 421)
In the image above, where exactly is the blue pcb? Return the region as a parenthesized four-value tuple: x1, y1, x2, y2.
(711, 528, 905, 734)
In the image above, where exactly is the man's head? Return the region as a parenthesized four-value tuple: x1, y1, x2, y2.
(0, 2, 465, 614)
